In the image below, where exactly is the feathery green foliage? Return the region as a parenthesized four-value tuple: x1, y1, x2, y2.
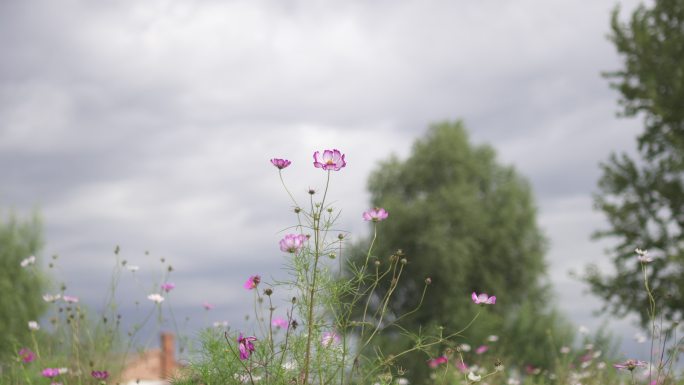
(587, 0, 684, 326)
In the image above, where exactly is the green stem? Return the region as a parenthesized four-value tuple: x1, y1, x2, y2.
(303, 170, 331, 385)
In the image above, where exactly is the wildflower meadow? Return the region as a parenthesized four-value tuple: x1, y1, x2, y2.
(2, 149, 682, 385)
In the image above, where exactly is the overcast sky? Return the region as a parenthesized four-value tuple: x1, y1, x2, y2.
(1, 0, 653, 358)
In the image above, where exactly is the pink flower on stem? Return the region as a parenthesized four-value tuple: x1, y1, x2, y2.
(362, 208, 389, 222)
(271, 158, 292, 170)
(475, 345, 489, 354)
(279, 234, 307, 253)
(161, 282, 175, 293)
(237, 333, 257, 360)
(91, 370, 109, 380)
(63, 295, 79, 303)
(243, 275, 261, 290)
(42, 368, 60, 378)
(18, 348, 35, 363)
(272, 317, 288, 329)
(456, 361, 469, 373)
(321, 331, 341, 347)
(203, 302, 214, 310)
(471, 292, 496, 305)
(427, 355, 448, 368)
(613, 359, 647, 371)
(313, 149, 346, 171)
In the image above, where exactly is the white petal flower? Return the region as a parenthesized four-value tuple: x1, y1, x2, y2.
(147, 293, 164, 303)
(20, 256, 36, 267)
(28, 321, 40, 331)
(43, 293, 62, 303)
(467, 372, 481, 382)
(127, 265, 140, 272)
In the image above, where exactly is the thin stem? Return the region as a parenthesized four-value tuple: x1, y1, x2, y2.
(279, 170, 299, 208)
(303, 170, 331, 385)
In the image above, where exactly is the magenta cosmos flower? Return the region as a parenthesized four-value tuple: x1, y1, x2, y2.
(471, 292, 496, 305)
(427, 355, 448, 368)
(613, 359, 647, 371)
(363, 207, 389, 222)
(270, 158, 291, 170)
(91, 370, 109, 380)
(42, 368, 60, 378)
(238, 333, 257, 360)
(18, 348, 35, 363)
(313, 149, 346, 171)
(244, 275, 261, 290)
(279, 234, 307, 253)
(161, 282, 175, 292)
(203, 302, 214, 310)
(272, 317, 288, 329)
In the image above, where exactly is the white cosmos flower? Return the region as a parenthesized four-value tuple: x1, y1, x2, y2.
(467, 372, 481, 382)
(20, 256, 36, 267)
(28, 321, 40, 331)
(43, 293, 61, 302)
(147, 293, 164, 303)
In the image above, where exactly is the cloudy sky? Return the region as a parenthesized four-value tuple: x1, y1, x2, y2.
(1, 0, 651, 357)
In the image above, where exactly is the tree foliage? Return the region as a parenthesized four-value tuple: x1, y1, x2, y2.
(351, 122, 573, 381)
(0, 211, 47, 360)
(586, 0, 684, 326)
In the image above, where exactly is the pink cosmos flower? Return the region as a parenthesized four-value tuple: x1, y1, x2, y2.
(272, 317, 288, 329)
(427, 355, 448, 368)
(63, 295, 79, 303)
(321, 331, 341, 346)
(91, 370, 109, 380)
(42, 368, 60, 378)
(18, 348, 35, 363)
(161, 282, 175, 292)
(244, 275, 261, 290)
(271, 158, 292, 170)
(613, 359, 647, 371)
(456, 361, 469, 373)
(313, 149, 346, 171)
(475, 345, 489, 354)
(203, 302, 214, 310)
(279, 234, 307, 253)
(237, 333, 257, 360)
(362, 208, 389, 222)
(471, 292, 496, 305)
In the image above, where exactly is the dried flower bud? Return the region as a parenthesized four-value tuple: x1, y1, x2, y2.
(328, 253, 336, 259)
(374, 261, 381, 267)
(308, 188, 316, 195)
(425, 277, 432, 285)
(338, 233, 345, 240)
(291, 297, 297, 304)
(294, 207, 302, 214)
(264, 288, 273, 296)
(400, 258, 407, 265)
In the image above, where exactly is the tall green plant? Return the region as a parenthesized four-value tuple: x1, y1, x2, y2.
(587, 0, 684, 326)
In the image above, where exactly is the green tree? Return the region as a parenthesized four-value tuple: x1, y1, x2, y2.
(586, 0, 684, 326)
(0, 211, 47, 360)
(351, 121, 573, 382)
